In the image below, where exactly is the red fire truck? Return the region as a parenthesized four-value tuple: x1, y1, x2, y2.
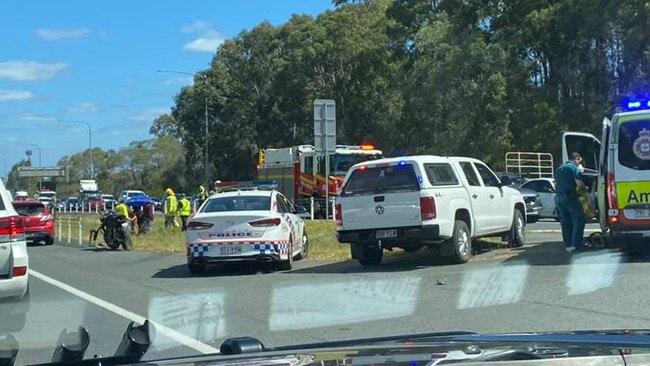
(257, 144, 383, 201)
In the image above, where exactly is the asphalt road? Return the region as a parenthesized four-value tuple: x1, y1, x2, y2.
(6, 219, 650, 364)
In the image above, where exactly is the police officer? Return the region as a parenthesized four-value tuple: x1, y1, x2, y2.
(554, 152, 587, 252)
(179, 194, 191, 231)
(198, 185, 207, 207)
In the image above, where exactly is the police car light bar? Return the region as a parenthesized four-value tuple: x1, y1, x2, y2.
(215, 180, 278, 191)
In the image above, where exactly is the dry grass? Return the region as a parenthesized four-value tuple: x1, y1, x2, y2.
(56, 214, 350, 259)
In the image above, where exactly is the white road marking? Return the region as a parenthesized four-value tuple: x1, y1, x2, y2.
(30, 269, 219, 354)
(529, 229, 601, 233)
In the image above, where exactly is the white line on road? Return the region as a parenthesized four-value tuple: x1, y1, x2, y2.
(30, 269, 219, 354)
(530, 229, 601, 233)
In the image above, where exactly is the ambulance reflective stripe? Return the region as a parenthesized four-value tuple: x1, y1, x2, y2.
(616, 182, 650, 208)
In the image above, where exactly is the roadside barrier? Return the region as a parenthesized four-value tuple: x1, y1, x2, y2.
(55, 216, 85, 246)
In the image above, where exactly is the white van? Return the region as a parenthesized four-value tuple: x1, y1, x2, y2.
(118, 190, 146, 202)
(563, 106, 650, 251)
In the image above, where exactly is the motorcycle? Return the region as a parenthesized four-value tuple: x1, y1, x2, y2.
(90, 209, 132, 250)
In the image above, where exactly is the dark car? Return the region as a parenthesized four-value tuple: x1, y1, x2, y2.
(150, 197, 163, 211)
(497, 172, 541, 223)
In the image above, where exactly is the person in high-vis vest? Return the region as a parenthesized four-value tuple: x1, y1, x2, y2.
(179, 194, 191, 231)
(198, 185, 207, 207)
(164, 188, 179, 228)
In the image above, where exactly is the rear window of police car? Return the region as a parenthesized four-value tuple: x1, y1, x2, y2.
(202, 196, 271, 212)
(342, 164, 420, 196)
(0, 191, 4, 211)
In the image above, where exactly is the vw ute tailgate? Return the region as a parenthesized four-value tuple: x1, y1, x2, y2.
(339, 162, 422, 231)
(340, 191, 422, 230)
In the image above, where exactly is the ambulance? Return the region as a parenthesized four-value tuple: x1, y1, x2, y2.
(563, 101, 650, 251)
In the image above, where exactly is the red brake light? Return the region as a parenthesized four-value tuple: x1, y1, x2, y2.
(12, 266, 27, 277)
(335, 204, 342, 226)
(249, 218, 281, 227)
(187, 221, 213, 230)
(0, 216, 25, 240)
(420, 196, 436, 221)
(607, 172, 618, 225)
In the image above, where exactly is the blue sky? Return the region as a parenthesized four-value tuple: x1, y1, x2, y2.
(0, 0, 334, 176)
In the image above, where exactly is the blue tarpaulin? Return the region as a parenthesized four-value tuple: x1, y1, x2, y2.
(126, 195, 154, 209)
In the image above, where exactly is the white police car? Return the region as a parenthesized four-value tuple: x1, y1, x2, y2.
(186, 181, 308, 274)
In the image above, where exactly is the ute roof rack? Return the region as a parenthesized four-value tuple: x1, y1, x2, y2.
(214, 180, 278, 192)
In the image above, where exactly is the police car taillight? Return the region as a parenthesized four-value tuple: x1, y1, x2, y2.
(187, 221, 213, 230)
(420, 196, 436, 221)
(249, 218, 281, 227)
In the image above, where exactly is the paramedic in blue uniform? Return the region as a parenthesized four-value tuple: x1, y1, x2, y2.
(554, 152, 586, 252)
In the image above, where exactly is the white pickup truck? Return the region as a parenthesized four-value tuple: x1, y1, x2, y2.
(335, 155, 527, 265)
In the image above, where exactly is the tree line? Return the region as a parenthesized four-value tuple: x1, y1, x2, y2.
(153, 0, 648, 185)
(10, 0, 649, 195)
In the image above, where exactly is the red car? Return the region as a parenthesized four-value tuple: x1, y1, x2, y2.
(12, 201, 55, 245)
(85, 196, 105, 211)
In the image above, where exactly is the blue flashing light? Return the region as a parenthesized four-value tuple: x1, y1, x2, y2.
(252, 179, 277, 186)
(628, 101, 642, 109)
(417, 176, 423, 184)
(398, 161, 407, 167)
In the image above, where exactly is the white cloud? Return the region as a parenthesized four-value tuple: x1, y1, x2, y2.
(183, 31, 224, 53)
(68, 102, 100, 112)
(18, 113, 55, 121)
(0, 90, 34, 101)
(181, 21, 224, 53)
(180, 20, 211, 33)
(0, 61, 69, 81)
(129, 108, 169, 122)
(35, 27, 90, 40)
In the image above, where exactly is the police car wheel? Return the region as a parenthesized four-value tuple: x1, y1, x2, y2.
(296, 230, 308, 260)
(279, 239, 294, 270)
(188, 262, 206, 275)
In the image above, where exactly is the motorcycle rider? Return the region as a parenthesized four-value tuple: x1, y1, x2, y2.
(114, 198, 133, 250)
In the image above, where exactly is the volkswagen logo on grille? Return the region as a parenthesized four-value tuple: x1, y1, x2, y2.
(375, 205, 384, 215)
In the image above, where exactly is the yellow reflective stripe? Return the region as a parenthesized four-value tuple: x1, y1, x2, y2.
(616, 181, 650, 208)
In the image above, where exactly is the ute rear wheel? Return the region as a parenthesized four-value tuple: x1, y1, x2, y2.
(448, 220, 471, 264)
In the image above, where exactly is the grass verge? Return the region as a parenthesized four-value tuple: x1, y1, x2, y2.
(56, 214, 350, 260)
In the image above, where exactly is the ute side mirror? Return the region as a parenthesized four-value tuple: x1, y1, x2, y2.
(499, 175, 512, 187)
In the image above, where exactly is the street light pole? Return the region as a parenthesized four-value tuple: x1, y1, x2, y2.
(57, 119, 93, 179)
(15, 143, 42, 190)
(156, 69, 210, 187)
